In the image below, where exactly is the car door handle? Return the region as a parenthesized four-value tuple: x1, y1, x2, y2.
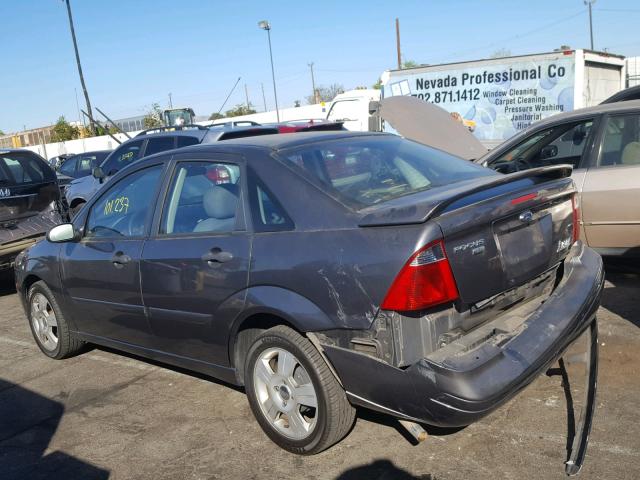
(201, 248, 233, 264)
(111, 252, 132, 268)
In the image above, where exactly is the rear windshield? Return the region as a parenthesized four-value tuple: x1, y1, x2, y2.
(278, 136, 493, 207)
(0, 151, 53, 186)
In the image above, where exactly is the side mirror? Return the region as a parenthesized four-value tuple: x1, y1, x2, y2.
(92, 166, 105, 180)
(540, 144, 558, 160)
(47, 224, 78, 243)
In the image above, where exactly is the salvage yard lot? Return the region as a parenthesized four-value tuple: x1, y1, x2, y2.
(0, 264, 638, 480)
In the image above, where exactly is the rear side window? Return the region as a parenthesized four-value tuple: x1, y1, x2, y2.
(279, 136, 492, 207)
(248, 169, 293, 232)
(598, 114, 640, 167)
(145, 136, 176, 156)
(59, 156, 78, 176)
(0, 152, 52, 185)
(176, 136, 200, 148)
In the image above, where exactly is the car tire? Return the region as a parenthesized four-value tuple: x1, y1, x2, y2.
(70, 201, 85, 219)
(27, 281, 84, 359)
(244, 325, 355, 454)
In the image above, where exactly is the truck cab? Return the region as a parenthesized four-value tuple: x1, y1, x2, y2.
(326, 89, 381, 132)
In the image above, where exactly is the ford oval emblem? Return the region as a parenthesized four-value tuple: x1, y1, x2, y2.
(519, 210, 534, 223)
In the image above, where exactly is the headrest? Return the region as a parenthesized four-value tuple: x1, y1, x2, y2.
(621, 141, 640, 165)
(203, 184, 238, 219)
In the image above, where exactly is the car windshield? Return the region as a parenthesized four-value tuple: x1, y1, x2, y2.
(0, 151, 52, 186)
(278, 136, 493, 207)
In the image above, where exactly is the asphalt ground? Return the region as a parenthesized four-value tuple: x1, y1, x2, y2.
(0, 261, 638, 480)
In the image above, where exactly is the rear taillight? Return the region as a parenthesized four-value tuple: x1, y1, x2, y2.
(381, 240, 459, 312)
(571, 194, 580, 243)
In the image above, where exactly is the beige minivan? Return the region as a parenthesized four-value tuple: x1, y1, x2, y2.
(478, 100, 640, 257)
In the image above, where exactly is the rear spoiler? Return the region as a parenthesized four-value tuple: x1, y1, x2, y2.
(359, 165, 574, 227)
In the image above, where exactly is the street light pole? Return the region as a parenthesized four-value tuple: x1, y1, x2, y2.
(258, 20, 280, 122)
(585, 0, 595, 50)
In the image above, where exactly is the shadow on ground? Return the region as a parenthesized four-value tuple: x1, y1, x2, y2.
(0, 271, 16, 297)
(601, 259, 640, 328)
(336, 459, 437, 479)
(0, 379, 109, 480)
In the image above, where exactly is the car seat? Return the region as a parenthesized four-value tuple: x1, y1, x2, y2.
(621, 141, 640, 165)
(193, 184, 238, 233)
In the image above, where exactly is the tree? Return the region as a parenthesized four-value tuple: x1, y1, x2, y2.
(490, 48, 511, 58)
(305, 84, 345, 104)
(209, 112, 224, 121)
(50, 116, 80, 142)
(402, 60, 419, 69)
(372, 78, 383, 90)
(143, 103, 163, 128)
(0, 130, 4, 136)
(224, 104, 257, 117)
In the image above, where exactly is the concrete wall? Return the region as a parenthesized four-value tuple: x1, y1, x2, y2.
(23, 132, 133, 159)
(20, 103, 330, 160)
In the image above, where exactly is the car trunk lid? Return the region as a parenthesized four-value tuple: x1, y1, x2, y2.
(362, 166, 576, 306)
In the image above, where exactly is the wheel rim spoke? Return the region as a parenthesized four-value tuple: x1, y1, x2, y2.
(262, 398, 281, 421)
(293, 383, 317, 408)
(254, 359, 274, 385)
(287, 410, 309, 436)
(45, 311, 57, 327)
(277, 350, 296, 378)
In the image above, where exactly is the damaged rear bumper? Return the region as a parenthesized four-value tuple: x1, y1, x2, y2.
(321, 243, 604, 427)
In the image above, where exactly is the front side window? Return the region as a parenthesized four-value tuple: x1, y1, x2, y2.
(161, 161, 241, 234)
(280, 136, 492, 207)
(59, 156, 78, 176)
(490, 120, 594, 173)
(86, 165, 163, 238)
(101, 140, 144, 176)
(598, 114, 640, 167)
(0, 152, 51, 185)
(77, 152, 108, 175)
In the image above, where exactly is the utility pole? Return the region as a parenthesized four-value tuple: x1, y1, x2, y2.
(244, 84, 250, 110)
(261, 83, 267, 111)
(168, 92, 173, 108)
(584, 0, 595, 50)
(308, 62, 318, 104)
(63, 0, 95, 135)
(74, 88, 84, 126)
(396, 18, 402, 69)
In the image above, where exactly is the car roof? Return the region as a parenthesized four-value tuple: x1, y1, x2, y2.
(204, 130, 392, 150)
(124, 131, 394, 173)
(524, 100, 640, 129)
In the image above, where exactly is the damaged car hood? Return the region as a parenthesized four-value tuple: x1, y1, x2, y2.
(379, 96, 488, 160)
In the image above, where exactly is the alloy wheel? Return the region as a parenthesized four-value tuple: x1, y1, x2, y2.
(30, 293, 58, 351)
(253, 347, 318, 440)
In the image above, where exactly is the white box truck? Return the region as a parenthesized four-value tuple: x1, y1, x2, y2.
(379, 49, 626, 146)
(327, 50, 627, 148)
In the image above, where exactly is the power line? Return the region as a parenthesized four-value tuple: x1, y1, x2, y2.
(432, 10, 586, 63)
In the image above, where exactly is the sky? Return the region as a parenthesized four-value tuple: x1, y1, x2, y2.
(2, 0, 640, 133)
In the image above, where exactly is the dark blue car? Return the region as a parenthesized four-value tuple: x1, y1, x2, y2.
(15, 132, 603, 463)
